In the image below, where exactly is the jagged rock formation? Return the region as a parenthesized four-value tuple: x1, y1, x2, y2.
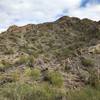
(0, 16, 100, 89)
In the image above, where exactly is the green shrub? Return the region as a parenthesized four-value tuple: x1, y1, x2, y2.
(54, 48, 73, 59)
(81, 57, 94, 67)
(27, 55, 34, 67)
(16, 55, 34, 67)
(24, 68, 41, 80)
(0, 63, 5, 71)
(47, 71, 64, 87)
(66, 86, 100, 100)
(0, 82, 65, 100)
(88, 68, 100, 88)
(0, 60, 12, 71)
(17, 55, 29, 65)
(9, 70, 20, 82)
(61, 48, 72, 57)
(0, 83, 33, 100)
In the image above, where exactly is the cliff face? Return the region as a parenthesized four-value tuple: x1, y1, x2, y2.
(0, 16, 100, 88)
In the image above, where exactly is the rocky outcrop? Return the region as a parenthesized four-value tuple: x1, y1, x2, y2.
(88, 44, 100, 54)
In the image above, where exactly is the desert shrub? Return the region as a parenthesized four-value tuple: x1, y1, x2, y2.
(16, 55, 35, 67)
(46, 71, 64, 87)
(0, 82, 65, 100)
(9, 70, 20, 82)
(1, 60, 12, 67)
(17, 55, 29, 65)
(0, 74, 11, 85)
(66, 86, 100, 100)
(0, 60, 12, 71)
(54, 48, 73, 59)
(4, 48, 15, 55)
(88, 68, 100, 88)
(0, 74, 5, 85)
(61, 48, 73, 57)
(0, 70, 20, 84)
(32, 51, 39, 58)
(0, 82, 33, 100)
(0, 70, 20, 85)
(27, 55, 34, 67)
(0, 63, 5, 71)
(31, 83, 65, 100)
(81, 57, 94, 67)
(24, 68, 41, 80)
(79, 70, 89, 84)
(64, 64, 71, 71)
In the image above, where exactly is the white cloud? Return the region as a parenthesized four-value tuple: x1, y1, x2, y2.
(68, 4, 100, 21)
(0, 0, 100, 32)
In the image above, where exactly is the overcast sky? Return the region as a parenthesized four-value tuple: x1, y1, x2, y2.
(0, 0, 100, 32)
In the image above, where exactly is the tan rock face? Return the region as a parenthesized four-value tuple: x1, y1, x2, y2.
(7, 24, 35, 33)
(88, 44, 100, 54)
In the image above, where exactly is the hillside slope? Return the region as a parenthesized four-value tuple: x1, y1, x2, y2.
(0, 16, 100, 100)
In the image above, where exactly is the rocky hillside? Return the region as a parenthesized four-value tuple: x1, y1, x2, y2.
(0, 16, 100, 100)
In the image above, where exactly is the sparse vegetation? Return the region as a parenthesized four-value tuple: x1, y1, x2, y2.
(4, 48, 15, 55)
(16, 55, 35, 67)
(0, 82, 65, 100)
(66, 86, 100, 100)
(0, 82, 100, 100)
(0, 70, 20, 85)
(0, 16, 100, 100)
